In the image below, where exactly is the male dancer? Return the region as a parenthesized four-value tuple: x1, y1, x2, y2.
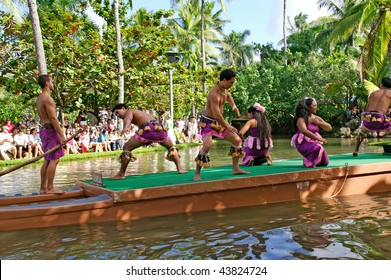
(194, 69, 249, 181)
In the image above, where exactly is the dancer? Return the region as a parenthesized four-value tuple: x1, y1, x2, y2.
(111, 103, 187, 180)
(194, 69, 249, 181)
(239, 103, 273, 166)
(353, 77, 391, 156)
(291, 98, 332, 167)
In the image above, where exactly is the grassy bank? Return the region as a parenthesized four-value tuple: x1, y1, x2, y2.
(0, 142, 202, 167)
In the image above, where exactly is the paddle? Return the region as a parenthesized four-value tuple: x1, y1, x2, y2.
(0, 128, 83, 177)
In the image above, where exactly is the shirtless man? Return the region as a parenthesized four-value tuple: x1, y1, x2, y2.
(353, 77, 391, 156)
(194, 69, 249, 181)
(110, 103, 187, 180)
(36, 74, 67, 194)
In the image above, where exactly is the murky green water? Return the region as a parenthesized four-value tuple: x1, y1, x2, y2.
(0, 137, 390, 260)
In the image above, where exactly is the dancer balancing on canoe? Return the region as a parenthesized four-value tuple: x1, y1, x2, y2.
(291, 98, 332, 168)
(36, 74, 67, 194)
(194, 69, 249, 181)
(110, 103, 187, 180)
(353, 77, 391, 156)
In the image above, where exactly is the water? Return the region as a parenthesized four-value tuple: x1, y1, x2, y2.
(1, 137, 390, 260)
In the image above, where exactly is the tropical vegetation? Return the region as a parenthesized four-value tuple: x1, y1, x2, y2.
(0, 0, 390, 134)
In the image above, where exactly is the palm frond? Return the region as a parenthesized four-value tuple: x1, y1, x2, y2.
(363, 79, 378, 94)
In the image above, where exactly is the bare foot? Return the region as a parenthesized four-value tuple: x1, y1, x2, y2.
(39, 190, 46, 195)
(233, 168, 250, 175)
(46, 188, 65, 195)
(193, 175, 201, 181)
(110, 174, 125, 180)
(193, 172, 201, 181)
(266, 155, 273, 166)
(178, 169, 188, 174)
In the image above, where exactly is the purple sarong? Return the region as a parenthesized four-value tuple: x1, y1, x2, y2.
(291, 123, 329, 168)
(133, 120, 168, 144)
(199, 115, 230, 139)
(361, 111, 391, 132)
(242, 127, 273, 166)
(40, 127, 64, 161)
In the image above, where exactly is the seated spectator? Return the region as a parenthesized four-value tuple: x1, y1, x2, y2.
(15, 116, 27, 130)
(65, 129, 79, 154)
(63, 117, 71, 130)
(3, 118, 15, 132)
(107, 119, 115, 133)
(24, 114, 38, 130)
(89, 127, 103, 152)
(13, 128, 32, 158)
(0, 126, 17, 160)
(109, 129, 122, 151)
(98, 129, 111, 151)
(98, 117, 107, 129)
(28, 128, 43, 157)
(77, 129, 90, 153)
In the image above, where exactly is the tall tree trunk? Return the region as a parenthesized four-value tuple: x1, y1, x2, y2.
(27, 0, 47, 75)
(114, 0, 124, 104)
(283, 0, 287, 66)
(201, 0, 207, 93)
(114, 0, 124, 130)
(389, 41, 391, 77)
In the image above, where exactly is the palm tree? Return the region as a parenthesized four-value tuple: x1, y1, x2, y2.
(168, 0, 226, 70)
(27, 0, 47, 74)
(0, 0, 26, 23)
(222, 30, 254, 67)
(283, 0, 287, 65)
(114, 0, 129, 104)
(328, 0, 391, 82)
(171, 0, 232, 92)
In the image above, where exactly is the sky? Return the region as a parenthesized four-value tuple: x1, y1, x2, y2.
(129, 0, 332, 47)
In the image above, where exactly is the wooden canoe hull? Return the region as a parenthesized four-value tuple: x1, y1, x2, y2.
(1, 157, 390, 231)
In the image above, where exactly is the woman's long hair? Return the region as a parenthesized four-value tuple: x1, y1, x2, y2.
(248, 106, 272, 147)
(293, 98, 314, 130)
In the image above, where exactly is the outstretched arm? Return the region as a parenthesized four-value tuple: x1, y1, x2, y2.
(238, 119, 255, 140)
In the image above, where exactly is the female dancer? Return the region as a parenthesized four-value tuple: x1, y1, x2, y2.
(239, 103, 273, 166)
(291, 98, 332, 167)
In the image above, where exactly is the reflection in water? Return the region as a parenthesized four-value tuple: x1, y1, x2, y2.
(1, 192, 390, 260)
(0, 138, 390, 259)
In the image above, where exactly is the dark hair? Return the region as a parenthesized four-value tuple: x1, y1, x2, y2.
(293, 98, 315, 130)
(247, 106, 272, 147)
(219, 69, 236, 81)
(381, 77, 391, 89)
(38, 75, 51, 88)
(112, 103, 128, 111)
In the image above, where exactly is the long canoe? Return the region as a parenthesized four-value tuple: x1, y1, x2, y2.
(1, 153, 391, 231)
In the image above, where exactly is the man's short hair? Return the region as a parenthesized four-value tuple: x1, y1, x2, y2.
(112, 103, 128, 111)
(38, 75, 51, 88)
(219, 69, 236, 81)
(381, 77, 391, 89)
